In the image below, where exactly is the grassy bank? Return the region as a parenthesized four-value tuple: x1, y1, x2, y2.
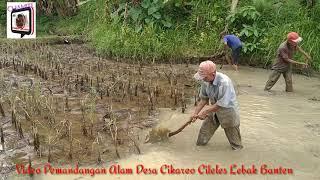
(1, 0, 320, 71)
(0, 1, 6, 37)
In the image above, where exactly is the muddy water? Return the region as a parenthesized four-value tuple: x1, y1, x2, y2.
(7, 66, 320, 180)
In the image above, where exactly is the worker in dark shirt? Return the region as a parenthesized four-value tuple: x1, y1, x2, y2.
(221, 32, 243, 71)
(264, 32, 311, 92)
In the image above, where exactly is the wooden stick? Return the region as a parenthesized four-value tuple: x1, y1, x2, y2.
(168, 118, 193, 137)
(0, 127, 4, 144)
(0, 100, 5, 117)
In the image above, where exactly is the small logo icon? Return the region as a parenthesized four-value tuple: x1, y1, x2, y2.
(7, 2, 36, 39)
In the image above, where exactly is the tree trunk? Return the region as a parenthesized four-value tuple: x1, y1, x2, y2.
(231, 0, 239, 13)
(308, 0, 316, 7)
(222, 0, 239, 34)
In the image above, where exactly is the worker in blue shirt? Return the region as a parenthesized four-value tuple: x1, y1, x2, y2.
(220, 32, 243, 71)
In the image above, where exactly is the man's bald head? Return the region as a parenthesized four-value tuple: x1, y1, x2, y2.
(194, 60, 217, 81)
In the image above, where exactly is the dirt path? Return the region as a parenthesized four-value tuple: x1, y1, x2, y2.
(6, 65, 320, 180)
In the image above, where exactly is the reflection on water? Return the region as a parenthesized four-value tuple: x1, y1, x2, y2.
(7, 66, 320, 180)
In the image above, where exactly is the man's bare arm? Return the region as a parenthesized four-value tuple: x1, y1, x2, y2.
(284, 58, 307, 65)
(224, 43, 229, 50)
(196, 103, 220, 120)
(192, 99, 208, 117)
(297, 46, 311, 60)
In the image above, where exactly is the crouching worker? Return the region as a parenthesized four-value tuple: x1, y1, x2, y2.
(220, 32, 242, 71)
(192, 60, 243, 150)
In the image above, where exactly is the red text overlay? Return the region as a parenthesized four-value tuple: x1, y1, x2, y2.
(16, 164, 294, 176)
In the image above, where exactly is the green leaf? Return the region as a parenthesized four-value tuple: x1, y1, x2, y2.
(141, 0, 151, 9)
(148, 6, 158, 15)
(111, 13, 120, 23)
(161, 20, 172, 28)
(244, 29, 249, 37)
(145, 18, 152, 24)
(212, 16, 217, 21)
(226, 14, 235, 23)
(135, 24, 142, 32)
(243, 47, 247, 53)
(110, 11, 118, 19)
(186, 1, 194, 6)
(118, 3, 126, 11)
(231, 16, 236, 23)
(253, 29, 259, 37)
(239, 30, 245, 36)
(251, 13, 256, 20)
(129, 8, 142, 22)
(149, 21, 154, 27)
(152, 12, 161, 19)
(120, 11, 126, 18)
(243, 11, 248, 17)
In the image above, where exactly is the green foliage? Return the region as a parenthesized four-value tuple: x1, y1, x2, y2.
(90, 21, 220, 62)
(87, 0, 224, 61)
(299, 0, 316, 7)
(37, 0, 97, 36)
(0, 1, 6, 37)
(227, 6, 265, 54)
(308, 3, 320, 23)
(252, 0, 273, 14)
(227, 6, 261, 26)
(0, 2, 5, 22)
(163, 0, 193, 21)
(239, 24, 264, 53)
(187, 1, 228, 32)
(109, 0, 194, 32)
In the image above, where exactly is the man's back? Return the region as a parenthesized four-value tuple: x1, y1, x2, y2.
(272, 41, 296, 72)
(223, 34, 242, 50)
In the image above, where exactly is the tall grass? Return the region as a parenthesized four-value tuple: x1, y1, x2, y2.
(0, 1, 6, 37)
(88, 0, 227, 63)
(89, 0, 320, 70)
(251, 0, 320, 70)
